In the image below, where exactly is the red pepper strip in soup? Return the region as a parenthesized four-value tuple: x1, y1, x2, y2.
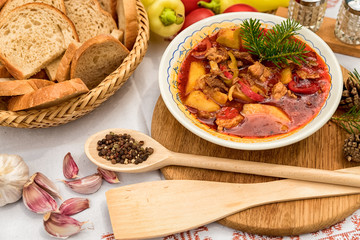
(238, 80, 265, 102)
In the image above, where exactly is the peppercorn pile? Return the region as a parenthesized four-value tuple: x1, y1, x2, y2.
(97, 132, 154, 165)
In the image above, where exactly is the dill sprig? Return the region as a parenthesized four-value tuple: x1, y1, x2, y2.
(332, 69, 360, 133)
(239, 18, 309, 66)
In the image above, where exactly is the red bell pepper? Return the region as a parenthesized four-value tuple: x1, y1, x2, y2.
(238, 80, 265, 102)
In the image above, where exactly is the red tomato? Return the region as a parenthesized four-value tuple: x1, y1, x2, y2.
(180, 8, 215, 32)
(223, 4, 258, 13)
(181, 0, 211, 15)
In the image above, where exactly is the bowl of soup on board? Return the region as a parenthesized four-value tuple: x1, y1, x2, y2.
(158, 12, 342, 150)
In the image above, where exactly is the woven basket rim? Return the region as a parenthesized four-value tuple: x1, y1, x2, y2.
(0, 0, 149, 128)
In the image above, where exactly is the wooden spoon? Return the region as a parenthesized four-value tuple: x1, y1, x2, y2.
(86, 128, 360, 188)
(106, 168, 360, 240)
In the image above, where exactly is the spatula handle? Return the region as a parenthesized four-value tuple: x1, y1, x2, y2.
(168, 152, 360, 188)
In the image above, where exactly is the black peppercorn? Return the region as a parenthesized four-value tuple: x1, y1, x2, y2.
(96, 132, 154, 165)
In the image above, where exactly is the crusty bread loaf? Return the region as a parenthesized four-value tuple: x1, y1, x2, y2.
(55, 41, 81, 82)
(64, 0, 117, 43)
(8, 78, 89, 111)
(116, 0, 137, 50)
(0, 78, 54, 96)
(70, 34, 129, 89)
(0, 0, 66, 18)
(0, 3, 79, 79)
(98, 0, 116, 21)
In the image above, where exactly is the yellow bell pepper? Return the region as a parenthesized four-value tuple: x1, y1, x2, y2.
(198, 0, 289, 13)
(141, 0, 185, 37)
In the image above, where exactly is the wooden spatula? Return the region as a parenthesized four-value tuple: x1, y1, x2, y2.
(106, 167, 360, 240)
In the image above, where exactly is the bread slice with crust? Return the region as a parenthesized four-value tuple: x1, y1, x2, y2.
(116, 0, 137, 50)
(70, 34, 129, 89)
(64, 0, 118, 43)
(0, 0, 66, 18)
(0, 0, 7, 9)
(0, 78, 54, 96)
(8, 78, 89, 111)
(0, 63, 12, 78)
(98, 0, 116, 21)
(55, 41, 81, 82)
(0, 3, 79, 79)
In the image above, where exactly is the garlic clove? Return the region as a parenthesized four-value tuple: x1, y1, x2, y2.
(33, 172, 62, 200)
(97, 167, 120, 184)
(61, 173, 102, 195)
(22, 179, 58, 214)
(43, 212, 86, 239)
(59, 198, 90, 216)
(63, 152, 79, 179)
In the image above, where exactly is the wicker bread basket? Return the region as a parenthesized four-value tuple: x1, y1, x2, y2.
(0, 0, 149, 128)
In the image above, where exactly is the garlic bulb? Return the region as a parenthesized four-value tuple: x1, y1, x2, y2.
(0, 154, 29, 207)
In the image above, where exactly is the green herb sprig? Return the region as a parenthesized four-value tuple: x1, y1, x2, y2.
(239, 18, 309, 67)
(332, 69, 360, 134)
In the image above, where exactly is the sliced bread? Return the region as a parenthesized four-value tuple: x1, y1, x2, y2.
(8, 78, 89, 111)
(0, 62, 12, 78)
(64, 0, 117, 43)
(45, 56, 62, 81)
(0, 0, 66, 18)
(0, 3, 79, 79)
(0, 78, 54, 96)
(0, 0, 7, 9)
(70, 34, 129, 89)
(110, 28, 123, 42)
(55, 41, 81, 82)
(116, 0, 137, 50)
(97, 0, 116, 21)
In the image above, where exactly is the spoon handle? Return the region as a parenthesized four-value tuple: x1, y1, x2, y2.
(168, 152, 360, 188)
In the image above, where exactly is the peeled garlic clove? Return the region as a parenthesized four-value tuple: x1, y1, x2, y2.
(43, 212, 86, 239)
(59, 198, 90, 216)
(23, 180, 57, 214)
(62, 173, 102, 195)
(33, 172, 62, 200)
(97, 167, 120, 184)
(63, 152, 79, 179)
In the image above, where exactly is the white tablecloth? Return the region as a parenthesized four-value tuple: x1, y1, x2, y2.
(1, 1, 360, 239)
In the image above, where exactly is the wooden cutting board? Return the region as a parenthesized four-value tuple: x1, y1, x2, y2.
(151, 67, 360, 236)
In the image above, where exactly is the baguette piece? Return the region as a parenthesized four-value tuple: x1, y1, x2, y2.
(64, 0, 117, 43)
(0, 0, 66, 18)
(98, 0, 116, 21)
(45, 56, 61, 81)
(116, 0, 138, 50)
(0, 78, 54, 96)
(0, 0, 7, 9)
(55, 41, 81, 82)
(70, 35, 129, 89)
(110, 29, 123, 42)
(8, 78, 89, 111)
(0, 3, 79, 79)
(0, 63, 12, 78)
